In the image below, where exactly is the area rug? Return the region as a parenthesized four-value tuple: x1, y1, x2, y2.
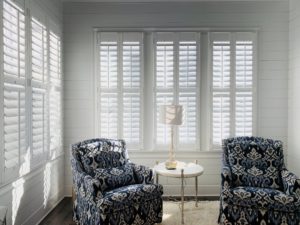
(161, 201, 219, 225)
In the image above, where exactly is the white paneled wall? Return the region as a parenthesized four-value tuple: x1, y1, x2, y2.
(63, 1, 289, 196)
(0, 1, 64, 225)
(288, 0, 300, 176)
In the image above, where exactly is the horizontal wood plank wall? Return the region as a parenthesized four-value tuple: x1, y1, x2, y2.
(0, 1, 63, 225)
(63, 1, 289, 196)
(288, 0, 300, 177)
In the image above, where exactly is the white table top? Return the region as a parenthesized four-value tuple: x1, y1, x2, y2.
(153, 161, 204, 178)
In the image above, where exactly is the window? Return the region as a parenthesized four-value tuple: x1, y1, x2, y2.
(2, 0, 26, 182)
(95, 30, 256, 151)
(97, 32, 143, 149)
(211, 32, 256, 148)
(0, 0, 63, 184)
(154, 32, 200, 150)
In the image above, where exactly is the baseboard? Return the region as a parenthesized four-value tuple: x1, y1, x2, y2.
(22, 194, 65, 225)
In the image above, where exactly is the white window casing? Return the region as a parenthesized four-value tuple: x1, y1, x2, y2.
(154, 32, 200, 151)
(97, 32, 143, 150)
(210, 32, 257, 150)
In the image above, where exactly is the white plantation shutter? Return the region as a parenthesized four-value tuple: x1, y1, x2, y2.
(156, 93, 174, 145)
(100, 42, 118, 88)
(154, 33, 199, 149)
(2, 0, 27, 181)
(212, 93, 230, 145)
(49, 87, 62, 158)
(122, 40, 142, 145)
(211, 37, 231, 146)
(235, 39, 254, 136)
(3, 85, 26, 170)
(31, 18, 47, 83)
(98, 32, 143, 148)
(31, 17, 48, 165)
(49, 31, 61, 84)
(49, 31, 62, 158)
(178, 41, 198, 146)
(100, 93, 118, 139)
(156, 42, 174, 88)
(32, 88, 47, 163)
(211, 32, 256, 148)
(3, 1, 26, 79)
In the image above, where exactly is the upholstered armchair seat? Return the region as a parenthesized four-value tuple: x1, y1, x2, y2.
(219, 136, 300, 225)
(71, 138, 163, 225)
(225, 186, 300, 212)
(100, 184, 163, 214)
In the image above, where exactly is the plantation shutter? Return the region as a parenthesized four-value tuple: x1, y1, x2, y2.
(178, 38, 198, 147)
(211, 34, 231, 147)
(211, 32, 255, 148)
(99, 33, 119, 139)
(49, 30, 62, 159)
(2, 0, 26, 181)
(235, 36, 254, 136)
(31, 17, 48, 165)
(155, 33, 174, 145)
(98, 32, 143, 148)
(122, 34, 142, 145)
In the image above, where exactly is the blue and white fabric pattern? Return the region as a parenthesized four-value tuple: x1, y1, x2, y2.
(219, 136, 300, 225)
(71, 138, 163, 225)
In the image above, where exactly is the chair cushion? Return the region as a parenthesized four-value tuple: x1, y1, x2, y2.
(226, 137, 283, 189)
(93, 164, 135, 192)
(79, 140, 128, 174)
(99, 184, 163, 214)
(225, 186, 300, 212)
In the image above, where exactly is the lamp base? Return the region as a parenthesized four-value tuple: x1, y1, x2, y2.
(165, 160, 177, 170)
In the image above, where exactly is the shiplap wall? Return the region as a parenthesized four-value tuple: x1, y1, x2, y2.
(288, 0, 300, 176)
(0, 1, 64, 225)
(63, 1, 289, 196)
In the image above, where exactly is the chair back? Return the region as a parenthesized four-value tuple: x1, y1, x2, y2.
(222, 136, 284, 189)
(72, 138, 129, 174)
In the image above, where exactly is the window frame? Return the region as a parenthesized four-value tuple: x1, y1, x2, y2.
(209, 32, 258, 150)
(95, 32, 144, 150)
(93, 28, 258, 152)
(0, 0, 63, 186)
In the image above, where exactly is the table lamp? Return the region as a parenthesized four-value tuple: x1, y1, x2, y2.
(159, 105, 183, 170)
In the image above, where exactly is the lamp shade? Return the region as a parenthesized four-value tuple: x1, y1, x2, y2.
(159, 105, 183, 125)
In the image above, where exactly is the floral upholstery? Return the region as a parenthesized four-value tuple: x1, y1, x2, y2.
(219, 136, 300, 225)
(71, 138, 163, 225)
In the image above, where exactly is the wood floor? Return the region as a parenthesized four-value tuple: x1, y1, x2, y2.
(39, 196, 219, 225)
(39, 198, 75, 225)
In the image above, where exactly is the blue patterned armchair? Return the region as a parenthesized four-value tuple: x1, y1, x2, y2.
(219, 136, 300, 225)
(71, 138, 163, 225)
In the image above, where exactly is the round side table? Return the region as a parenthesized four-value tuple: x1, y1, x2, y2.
(153, 161, 204, 225)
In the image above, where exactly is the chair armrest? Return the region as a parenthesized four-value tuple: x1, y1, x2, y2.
(281, 169, 300, 197)
(221, 165, 232, 190)
(130, 163, 153, 184)
(71, 159, 103, 203)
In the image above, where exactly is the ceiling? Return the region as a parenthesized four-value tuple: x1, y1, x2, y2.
(62, 0, 287, 2)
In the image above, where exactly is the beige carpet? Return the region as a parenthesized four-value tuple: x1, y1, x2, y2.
(160, 201, 219, 225)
